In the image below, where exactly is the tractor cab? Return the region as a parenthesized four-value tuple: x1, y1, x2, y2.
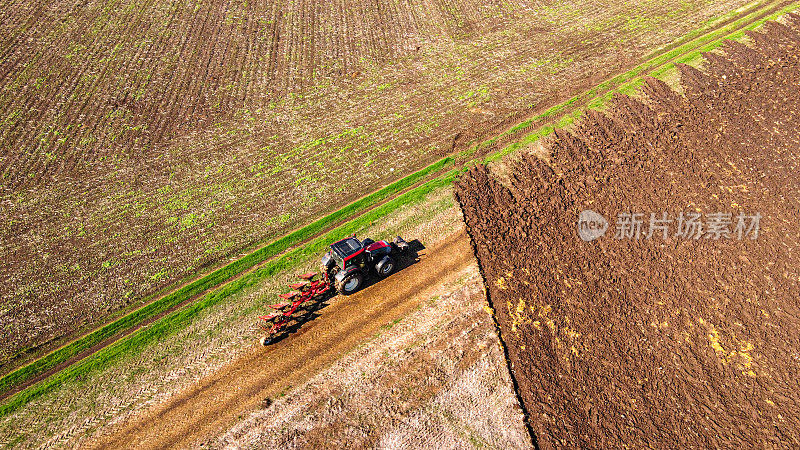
(329, 237, 366, 269)
(320, 235, 409, 296)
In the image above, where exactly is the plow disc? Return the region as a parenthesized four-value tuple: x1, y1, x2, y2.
(258, 272, 332, 345)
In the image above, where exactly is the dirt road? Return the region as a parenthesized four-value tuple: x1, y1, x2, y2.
(89, 230, 475, 449)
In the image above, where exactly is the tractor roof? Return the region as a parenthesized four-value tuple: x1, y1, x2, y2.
(330, 237, 363, 258)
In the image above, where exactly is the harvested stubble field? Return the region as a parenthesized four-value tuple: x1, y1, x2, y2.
(456, 17, 800, 447)
(0, 0, 756, 365)
(213, 268, 531, 449)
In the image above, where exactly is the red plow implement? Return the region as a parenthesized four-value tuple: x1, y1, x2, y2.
(258, 272, 332, 345)
(257, 235, 411, 345)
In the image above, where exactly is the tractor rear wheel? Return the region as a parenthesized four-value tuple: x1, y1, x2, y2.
(336, 272, 363, 295)
(376, 256, 395, 277)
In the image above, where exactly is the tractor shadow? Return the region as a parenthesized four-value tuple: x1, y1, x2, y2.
(358, 239, 425, 291)
(263, 239, 425, 345)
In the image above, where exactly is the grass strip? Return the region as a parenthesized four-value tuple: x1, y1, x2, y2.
(463, 0, 786, 158)
(486, 1, 800, 163)
(649, 0, 800, 77)
(0, 168, 459, 416)
(0, 156, 455, 398)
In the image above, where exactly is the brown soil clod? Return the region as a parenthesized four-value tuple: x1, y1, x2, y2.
(456, 17, 800, 449)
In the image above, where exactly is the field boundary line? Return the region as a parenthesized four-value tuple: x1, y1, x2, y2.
(484, 2, 800, 162)
(463, 0, 795, 162)
(1, 1, 796, 417)
(481, 0, 800, 163)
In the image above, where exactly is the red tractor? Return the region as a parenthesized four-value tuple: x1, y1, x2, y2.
(258, 235, 410, 345)
(322, 235, 409, 295)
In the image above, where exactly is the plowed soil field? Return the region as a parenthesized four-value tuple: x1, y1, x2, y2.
(456, 17, 800, 448)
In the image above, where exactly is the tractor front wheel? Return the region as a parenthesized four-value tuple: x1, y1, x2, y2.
(336, 272, 364, 295)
